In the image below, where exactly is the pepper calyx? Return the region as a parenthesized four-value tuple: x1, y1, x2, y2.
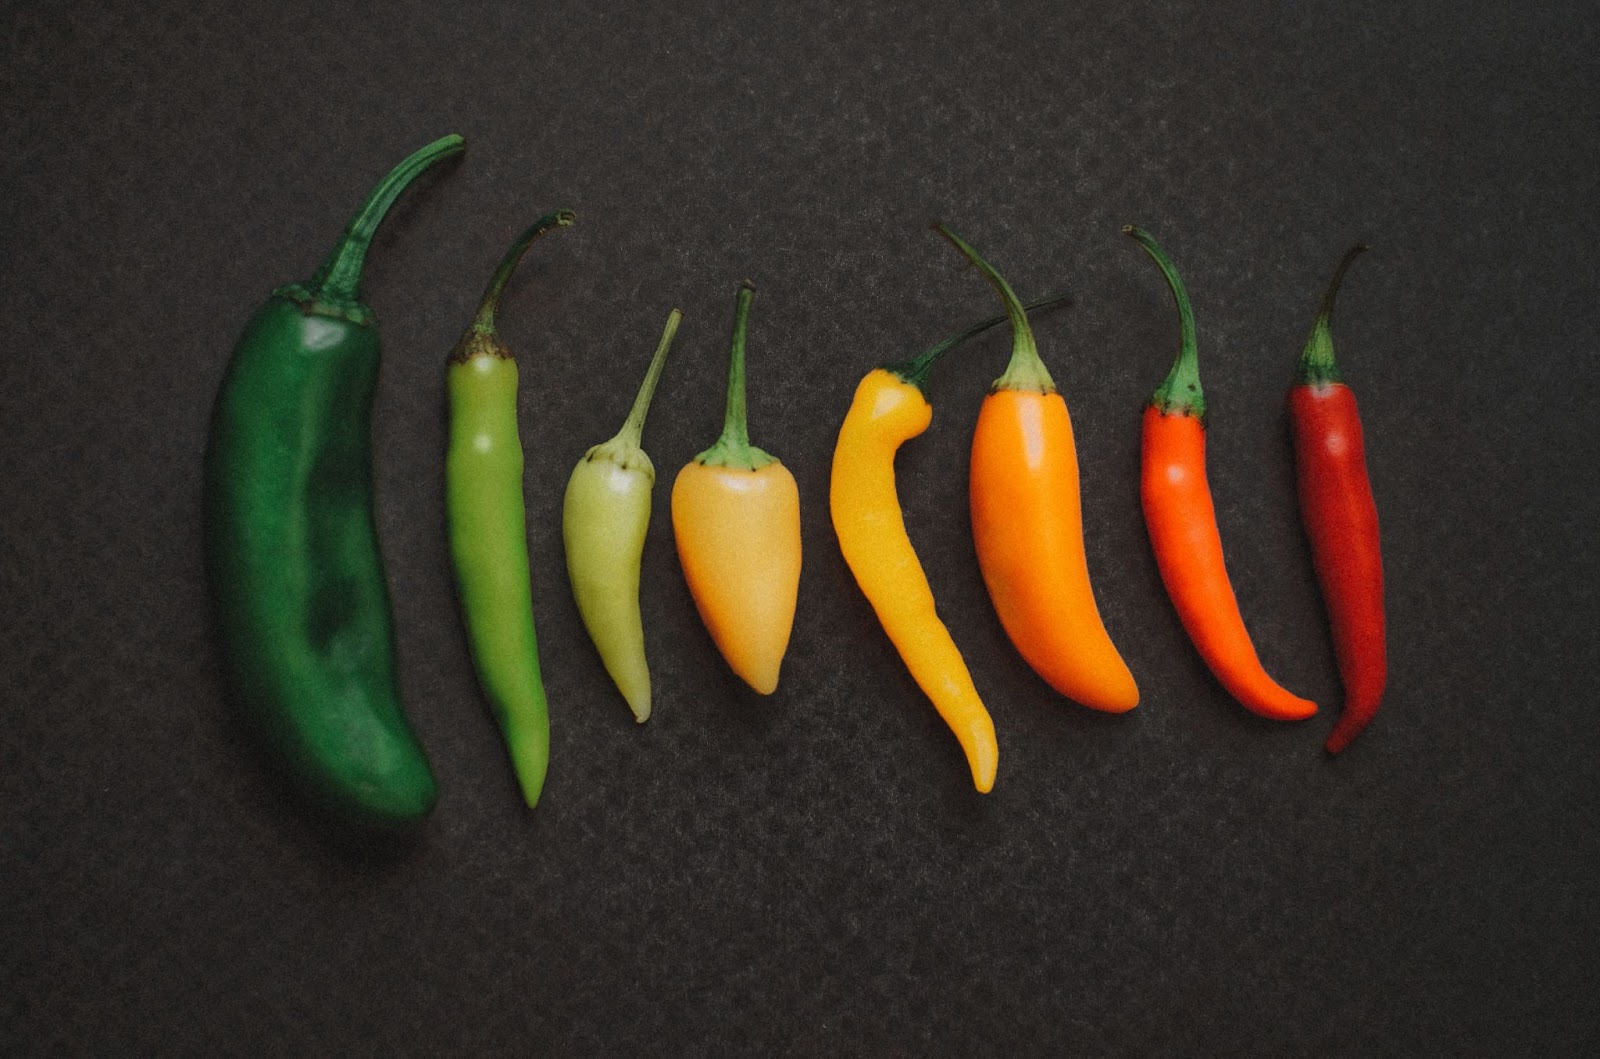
(1148, 392, 1209, 424)
(694, 435, 778, 471)
(275, 283, 374, 327)
(584, 435, 658, 482)
(447, 328, 513, 365)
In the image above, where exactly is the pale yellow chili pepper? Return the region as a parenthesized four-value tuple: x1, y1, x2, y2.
(562, 310, 680, 723)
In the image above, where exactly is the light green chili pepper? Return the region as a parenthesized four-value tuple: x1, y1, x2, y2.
(446, 210, 574, 808)
(562, 309, 681, 722)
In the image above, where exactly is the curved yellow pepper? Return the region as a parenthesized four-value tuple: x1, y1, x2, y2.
(831, 367, 998, 793)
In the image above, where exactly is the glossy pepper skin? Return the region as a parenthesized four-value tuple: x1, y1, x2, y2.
(829, 298, 1061, 793)
(1125, 226, 1316, 722)
(446, 211, 574, 808)
(563, 309, 681, 722)
(936, 226, 1138, 713)
(672, 283, 801, 695)
(1289, 245, 1386, 754)
(204, 135, 462, 826)
(833, 369, 997, 792)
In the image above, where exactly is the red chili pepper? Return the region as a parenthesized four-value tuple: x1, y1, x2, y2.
(1126, 226, 1317, 722)
(1289, 245, 1386, 754)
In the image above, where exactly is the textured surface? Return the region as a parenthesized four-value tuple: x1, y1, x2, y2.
(2, 0, 1597, 1052)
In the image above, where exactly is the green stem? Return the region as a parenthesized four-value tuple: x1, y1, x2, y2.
(888, 292, 1073, 394)
(471, 211, 577, 336)
(616, 308, 682, 447)
(932, 224, 1056, 393)
(449, 211, 575, 364)
(721, 282, 754, 448)
(300, 135, 466, 314)
(1124, 225, 1205, 420)
(1297, 244, 1368, 387)
(696, 282, 774, 469)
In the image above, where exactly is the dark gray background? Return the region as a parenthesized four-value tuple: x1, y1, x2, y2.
(3, 0, 1596, 1053)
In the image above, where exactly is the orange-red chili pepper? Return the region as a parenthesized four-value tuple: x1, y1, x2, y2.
(934, 226, 1138, 712)
(1125, 226, 1316, 722)
(1289, 245, 1386, 754)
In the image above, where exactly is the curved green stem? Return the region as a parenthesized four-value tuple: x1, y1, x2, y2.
(888, 292, 1073, 394)
(1124, 225, 1205, 420)
(1297, 244, 1368, 387)
(449, 211, 575, 364)
(302, 135, 466, 313)
(932, 224, 1056, 394)
(470, 211, 577, 337)
(696, 282, 774, 469)
(616, 309, 682, 447)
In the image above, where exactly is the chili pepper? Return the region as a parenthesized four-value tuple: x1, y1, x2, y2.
(445, 211, 574, 809)
(829, 292, 1069, 793)
(672, 282, 801, 695)
(1289, 245, 1385, 754)
(203, 134, 463, 825)
(563, 309, 681, 723)
(934, 225, 1139, 713)
(1124, 225, 1317, 722)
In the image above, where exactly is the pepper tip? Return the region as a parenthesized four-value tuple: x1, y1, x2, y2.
(1324, 720, 1364, 755)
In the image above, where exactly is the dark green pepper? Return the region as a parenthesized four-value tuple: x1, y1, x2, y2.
(203, 135, 463, 826)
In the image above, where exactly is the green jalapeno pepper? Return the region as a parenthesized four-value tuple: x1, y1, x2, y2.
(204, 135, 463, 826)
(562, 309, 681, 722)
(446, 211, 574, 808)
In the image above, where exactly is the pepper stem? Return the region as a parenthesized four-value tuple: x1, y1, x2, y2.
(448, 212, 575, 364)
(888, 293, 1073, 394)
(1297, 244, 1368, 387)
(696, 282, 775, 469)
(932, 224, 1056, 394)
(1124, 225, 1205, 420)
(469, 211, 577, 337)
(298, 135, 466, 317)
(721, 282, 755, 448)
(616, 309, 682, 447)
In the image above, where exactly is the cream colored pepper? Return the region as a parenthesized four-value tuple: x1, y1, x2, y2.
(562, 310, 680, 722)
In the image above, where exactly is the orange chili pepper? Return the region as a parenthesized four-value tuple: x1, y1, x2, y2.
(672, 282, 801, 695)
(1125, 226, 1315, 722)
(936, 226, 1138, 712)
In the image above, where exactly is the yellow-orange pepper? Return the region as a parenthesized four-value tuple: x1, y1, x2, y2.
(672, 282, 801, 695)
(937, 226, 1138, 713)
